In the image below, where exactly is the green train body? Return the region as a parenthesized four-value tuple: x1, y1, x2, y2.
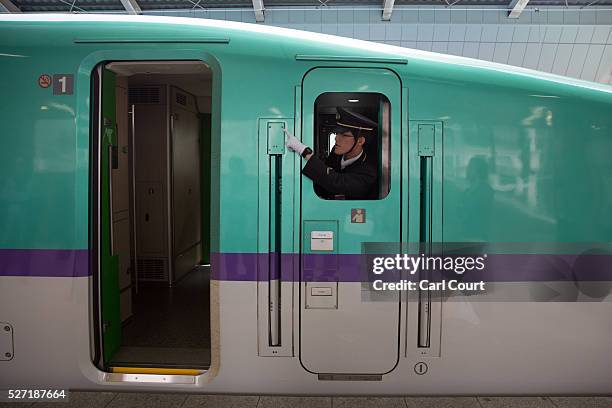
(2, 15, 610, 252)
(1, 14, 611, 394)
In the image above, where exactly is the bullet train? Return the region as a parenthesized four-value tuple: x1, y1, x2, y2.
(1, 14, 611, 395)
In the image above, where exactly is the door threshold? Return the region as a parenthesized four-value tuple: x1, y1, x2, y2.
(105, 368, 202, 384)
(108, 360, 210, 370)
(110, 366, 204, 375)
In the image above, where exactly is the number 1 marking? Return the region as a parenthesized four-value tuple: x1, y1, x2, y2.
(58, 76, 67, 93)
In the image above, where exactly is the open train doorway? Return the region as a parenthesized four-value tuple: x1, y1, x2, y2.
(91, 61, 213, 371)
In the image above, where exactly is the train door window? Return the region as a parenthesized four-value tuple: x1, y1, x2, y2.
(313, 92, 391, 200)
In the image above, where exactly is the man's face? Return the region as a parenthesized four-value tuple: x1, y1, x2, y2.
(334, 131, 361, 155)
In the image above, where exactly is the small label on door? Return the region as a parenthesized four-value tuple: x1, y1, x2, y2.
(351, 208, 366, 223)
(311, 287, 333, 296)
(311, 231, 333, 251)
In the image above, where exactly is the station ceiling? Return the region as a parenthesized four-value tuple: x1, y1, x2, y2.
(5, 0, 612, 13)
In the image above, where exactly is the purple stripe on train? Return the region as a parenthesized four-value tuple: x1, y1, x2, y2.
(0, 249, 89, 277)
(211, 252, 612, 283)
(1, 250, 610, 282)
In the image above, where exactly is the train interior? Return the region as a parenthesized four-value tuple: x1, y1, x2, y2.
(95, 61, 212, 370)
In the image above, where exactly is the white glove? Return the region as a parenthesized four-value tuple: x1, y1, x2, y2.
(284, 128, 307, 155)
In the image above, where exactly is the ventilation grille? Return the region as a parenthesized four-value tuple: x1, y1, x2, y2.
(175, 92, 187, 106)
(129, 87, 161, 105)
(137, 258, 167, 281)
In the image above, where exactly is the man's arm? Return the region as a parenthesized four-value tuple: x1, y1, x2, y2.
(302, 156, 376, 198)
(283, 128, 375, 198)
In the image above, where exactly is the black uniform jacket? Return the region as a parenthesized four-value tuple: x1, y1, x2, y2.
(302, 150, 378, 200)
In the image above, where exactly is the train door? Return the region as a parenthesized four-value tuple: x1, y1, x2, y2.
(96, 66, 122, 365)
(299, 68, 402, 375)
(92, 61, 213, 372)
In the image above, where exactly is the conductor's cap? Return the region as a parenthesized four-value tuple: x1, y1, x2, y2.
(333, 107, 377, 136)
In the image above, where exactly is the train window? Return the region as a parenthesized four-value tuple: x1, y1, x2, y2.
(313, 92, 391, 200)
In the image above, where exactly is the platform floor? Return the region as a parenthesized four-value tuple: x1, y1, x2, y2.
(2, 393, 612, 408)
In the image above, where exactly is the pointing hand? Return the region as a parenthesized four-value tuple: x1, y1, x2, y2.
(283, 128, 307, 155)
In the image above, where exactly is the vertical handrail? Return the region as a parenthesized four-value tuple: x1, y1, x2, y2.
(129, 104, 139, 295)
(417, 157, 433, 348)
(258, 119, 293, 356)
(108, 143, 115, 257)
(268, 154, 282, 346)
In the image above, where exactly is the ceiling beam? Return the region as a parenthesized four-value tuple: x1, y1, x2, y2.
(508, 0, 529, 18)
(252, 0, 264, 22)
(382, 0, 394, 21)
(119, 0, 142, 14)
(0, 0, 21, 13)
(581, 0, 601, 8)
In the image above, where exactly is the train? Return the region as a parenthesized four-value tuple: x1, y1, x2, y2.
(1, 13, 611, 395)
